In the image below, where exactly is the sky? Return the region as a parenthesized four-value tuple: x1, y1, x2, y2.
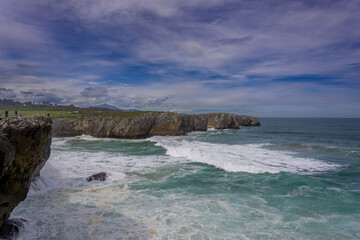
(0, 0, 359, 117)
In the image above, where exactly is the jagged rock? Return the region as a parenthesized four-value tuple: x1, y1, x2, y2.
(0, 218, 27, 239)
(52, 112, 260, 138)
(205, 113, 240, 129)
(0, 117, 52, 228)
(86, 172, 107, 181)
(0, 135, 15, 177)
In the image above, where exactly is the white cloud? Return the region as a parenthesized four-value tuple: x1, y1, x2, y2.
(0, 0, 359, 117)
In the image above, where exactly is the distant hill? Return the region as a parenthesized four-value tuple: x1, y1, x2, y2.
(92, 104, 121, 110)
(91, 104, 138, 112)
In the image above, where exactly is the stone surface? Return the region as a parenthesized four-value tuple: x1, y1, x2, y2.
(52, 112, 260, 138)
(0, 117, 52, 227)
(0, 135, 15, 178)
(0, 218, 27, 239)
(86, 172, 107, 182)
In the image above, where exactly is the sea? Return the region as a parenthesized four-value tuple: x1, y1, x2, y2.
(12, 118, 360, 240)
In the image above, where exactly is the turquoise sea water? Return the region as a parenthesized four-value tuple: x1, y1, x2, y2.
(12, 118, 360, 239)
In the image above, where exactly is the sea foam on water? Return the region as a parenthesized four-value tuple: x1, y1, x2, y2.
(150, 136, 340, 174)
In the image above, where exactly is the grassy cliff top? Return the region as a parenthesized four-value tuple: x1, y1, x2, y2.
(0, 108, 169, 119)
(0, 99, 156, 118)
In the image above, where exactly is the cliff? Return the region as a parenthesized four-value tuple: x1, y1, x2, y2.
(52, 112, 260, 138)
(0, 117, 52, 227)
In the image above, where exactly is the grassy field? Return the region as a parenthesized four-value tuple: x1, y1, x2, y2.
(0, 109, 163, 118)
(0, 109, 70, 117)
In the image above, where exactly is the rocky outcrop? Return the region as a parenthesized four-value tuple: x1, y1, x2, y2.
(86, 172, 107, 182)
(53, 112, 259, 138)
(0, 218, 27, 239)
(205, 113, 260, 129)
(0, 117, 52, 228)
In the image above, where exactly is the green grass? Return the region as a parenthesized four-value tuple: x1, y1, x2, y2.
(0, 109, 70, 117)
(0, 109, 169, 118)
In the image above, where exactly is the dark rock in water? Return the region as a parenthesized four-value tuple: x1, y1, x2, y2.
(0, 218, 27, 240)
(86, 172, 107, 182)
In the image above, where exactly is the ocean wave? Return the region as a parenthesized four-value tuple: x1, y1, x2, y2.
(277, 142, 360, 157)
(28, 176, 57, 195)
(52, 135, 148, 146)
(73, 134, 148, 142)
(150, 136, 340, 174)
(33, 147, 181, 192)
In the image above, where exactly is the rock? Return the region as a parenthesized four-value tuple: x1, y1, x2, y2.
(86, 172, 107, 181)
(204, 113, 239, 129)
(0, 218, 27, 239)
(0, 135, 15, 177)
(52, 112, 260, 138)
(0, 117, 52, 227)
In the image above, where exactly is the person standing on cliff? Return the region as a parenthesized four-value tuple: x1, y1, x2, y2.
(5, 110, 8, 117)
(15, 110, 17, 117)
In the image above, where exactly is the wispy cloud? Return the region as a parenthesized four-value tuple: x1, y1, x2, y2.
(0, 0, 359, 116)
(0, 88, 16, 99)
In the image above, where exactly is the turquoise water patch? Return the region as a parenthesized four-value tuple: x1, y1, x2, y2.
(53, 135, 166, 156)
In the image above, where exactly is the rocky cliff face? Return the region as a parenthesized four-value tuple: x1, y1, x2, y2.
(0, 117, 52, 227)
(53, 112, 259, 138)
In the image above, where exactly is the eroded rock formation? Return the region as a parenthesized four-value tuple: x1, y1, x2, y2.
(0, 117, 52, 228)
(52, 112, 260, 138)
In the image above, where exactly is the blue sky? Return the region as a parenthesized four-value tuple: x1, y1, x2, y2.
(0, 0, 359, 117)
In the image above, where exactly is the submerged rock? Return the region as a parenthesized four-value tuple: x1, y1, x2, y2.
(0, 218, 27, 239)
(86, 172, 107, 181)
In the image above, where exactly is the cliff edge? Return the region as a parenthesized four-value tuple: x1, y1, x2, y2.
(53, 112, 260, 138)
(0, 117, 52, 227)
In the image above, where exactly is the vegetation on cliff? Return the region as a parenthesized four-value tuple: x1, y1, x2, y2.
(0, 98, 132, 118)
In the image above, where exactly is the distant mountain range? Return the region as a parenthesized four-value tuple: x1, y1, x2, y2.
(92, 104, 120, 110)
(91, 104, 138, 112)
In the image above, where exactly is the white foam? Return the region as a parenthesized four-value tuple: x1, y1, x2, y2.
(28, 176, 57, 195)
(52, 135, 149, 149)
(73, 134, 147, 142)
(150, 136, 340, 174)
(36, 138, 179, 191)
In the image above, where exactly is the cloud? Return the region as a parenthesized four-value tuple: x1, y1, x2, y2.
(0, 0, 359, 117)
(80, 87, 108, 98)
(2, 0, 360, 77)
(15, 63, 37, 74)
(130, 96, 171, 107)
(0, 88, 16, 99)
(18, 90, 64, 103)
(0, 15, 53, 56)
(348, 62, 360, 70)
(20, 91, 33, 95)
(215, 36, 253, 46)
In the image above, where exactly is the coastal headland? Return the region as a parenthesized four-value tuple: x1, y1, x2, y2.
(52, 112, 260, 138)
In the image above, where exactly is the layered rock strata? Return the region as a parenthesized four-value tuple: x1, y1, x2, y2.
(0, 117, 52, 227)
(53, 112, 259, 138)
